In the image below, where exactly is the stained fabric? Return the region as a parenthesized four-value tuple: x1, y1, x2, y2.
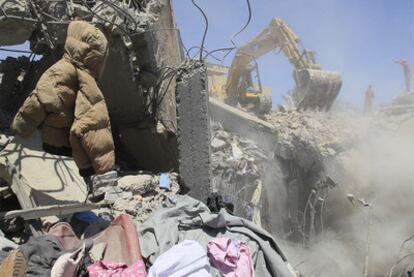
(207, 238, 254, 277)
(87, 260, 147, 277)
(139, 195, 296, 277)
(91, 214, 143, 266)
(19, 235, 64, 277)
(148, 240, 210, 277)
(81, 215, 147, 276)
(11, 20, 115, 176)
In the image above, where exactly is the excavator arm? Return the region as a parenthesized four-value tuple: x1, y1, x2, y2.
(225, 18, 342, 112)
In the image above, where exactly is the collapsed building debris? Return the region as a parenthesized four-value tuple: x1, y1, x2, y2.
(265, 110, 353, 168)
(210, 120, 274, 223)
(0, 0, 411, 276)
(209, 96, 352, 242)
(264, 109, 356, 242)
(0, 0, 301, 275)
(96, 172, 180, 223)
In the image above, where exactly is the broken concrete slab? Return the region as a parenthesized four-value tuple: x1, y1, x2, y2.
(0, 0, 35, 45)
(118, 174, 155, 194)
(102, 186, 123, 203)
(209, 97, 277, 152)
(0, 132, 87, 207)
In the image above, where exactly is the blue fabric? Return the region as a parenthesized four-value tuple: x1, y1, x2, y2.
(73, 211, 101, 223)
(159, 173, 171, 191)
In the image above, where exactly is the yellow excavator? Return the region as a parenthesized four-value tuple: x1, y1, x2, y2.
(209, 18, 342, 114)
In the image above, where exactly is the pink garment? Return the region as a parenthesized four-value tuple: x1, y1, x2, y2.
(87, 260, 147, 277)
(91, 214, 143, 266)
(48, 222, 81, 250)
(207, 238, 254, 277)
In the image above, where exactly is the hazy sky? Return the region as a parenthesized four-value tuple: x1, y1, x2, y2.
(1, 1, 412, 109)
(173, 0, 414, 108)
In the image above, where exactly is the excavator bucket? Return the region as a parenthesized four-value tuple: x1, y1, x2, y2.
(293, 69, 342, 111)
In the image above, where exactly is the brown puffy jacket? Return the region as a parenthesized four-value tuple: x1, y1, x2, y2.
(11, 21, 115, 176)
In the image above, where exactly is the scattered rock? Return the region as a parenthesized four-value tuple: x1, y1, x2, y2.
(92, 170, 118, 189)
(99, 173, 180, 223)
(103, 186, 123, 203)
(118, 174, 155, 195)
(211, 137, 227, 150)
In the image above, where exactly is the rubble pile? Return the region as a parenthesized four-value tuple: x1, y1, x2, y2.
(265, 110, 357, 169)
(210, 121, 272, 219)
(96, 172, 180, 222)
(92, 0, 162, 34)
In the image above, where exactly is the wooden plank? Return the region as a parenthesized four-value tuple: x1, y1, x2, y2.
(0, 202, 107, 220)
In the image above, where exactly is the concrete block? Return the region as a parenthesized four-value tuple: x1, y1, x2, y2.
(175, 62, 211, 202)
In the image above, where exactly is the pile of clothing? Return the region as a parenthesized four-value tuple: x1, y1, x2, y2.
(0, 195, 297, 277)
(140, 195, 297, 277)
(0, 214, 145, 277)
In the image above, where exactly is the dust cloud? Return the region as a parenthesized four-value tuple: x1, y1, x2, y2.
(278, 109, 414, 277)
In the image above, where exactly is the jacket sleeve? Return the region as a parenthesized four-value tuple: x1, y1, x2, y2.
(11, 91, 46, 138)
(70, 71, 115, 174)
(70, 99, 115, 174)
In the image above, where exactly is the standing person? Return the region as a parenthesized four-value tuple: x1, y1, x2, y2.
(364, 85, 375, 114)
(395, 59, 412, 93)
(11, 21, 115, 200)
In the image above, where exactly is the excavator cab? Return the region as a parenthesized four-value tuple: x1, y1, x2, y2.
(231, 62, 272, 115)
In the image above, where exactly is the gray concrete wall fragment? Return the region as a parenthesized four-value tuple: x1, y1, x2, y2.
(175, 62, 211, 202)
(150, 0, 184, 132)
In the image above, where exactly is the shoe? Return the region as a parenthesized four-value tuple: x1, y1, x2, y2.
(0, 249, 27, 277)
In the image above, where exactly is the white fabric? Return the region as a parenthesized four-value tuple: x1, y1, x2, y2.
(51, 244, 85, 277)
(0, 236, 17, 250)
(148, 240, 211, 277)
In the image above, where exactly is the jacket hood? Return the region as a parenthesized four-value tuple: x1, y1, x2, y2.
(64, 21, 108, 79)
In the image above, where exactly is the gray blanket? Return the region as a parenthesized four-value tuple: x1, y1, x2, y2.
(139, 195, 295, 277)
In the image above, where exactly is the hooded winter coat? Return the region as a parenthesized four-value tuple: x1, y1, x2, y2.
(11, 21, 115, 177)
